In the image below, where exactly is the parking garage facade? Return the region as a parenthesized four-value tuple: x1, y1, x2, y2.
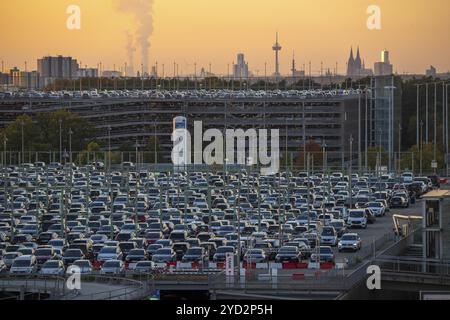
(0, 96, 365, 166)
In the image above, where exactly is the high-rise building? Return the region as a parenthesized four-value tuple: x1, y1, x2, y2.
(10, 67, 20, 87)
(374, 50, 393, 76)
(233, 53, 249, 78)
(37, 56, 79, 85)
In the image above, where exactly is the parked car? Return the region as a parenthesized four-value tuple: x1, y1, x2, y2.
(338, 233, 362, 252)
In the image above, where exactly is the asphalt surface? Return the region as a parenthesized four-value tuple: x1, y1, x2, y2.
(333, 200, 423, 264)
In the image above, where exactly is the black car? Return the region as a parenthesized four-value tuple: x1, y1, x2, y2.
(390, 196, 409, 208)
(181, 247, 205, 262)
(275, 246, 301, 263)
(34, 247, 58, 266)
(173, 242, 190, 261)
(63, 249, 84, 265)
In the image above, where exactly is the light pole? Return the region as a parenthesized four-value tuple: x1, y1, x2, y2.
(236, 171, 242, 276)
(384, 84, 396, 173)
(420, 120, 424, 176)
(349, 135, 353, 209)
(398, 123, 402, 175)
(446, 84, 449, 178)
(21, 120, 24, 164)
(59, 119, 63, 164)
(358, 88, 362, 175)
(416, 84, 420, 148)
(107, 125, 112, 172)
(69, 128, 73, 164)
(3, 136, 7, 212)
(433, 82, 437, 169)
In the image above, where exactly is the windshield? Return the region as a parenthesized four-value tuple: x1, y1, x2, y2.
(103, 261, 120, 267)
(350, 211, 364, 218)
(217, 247, 233, 253)
(35, 249, 52, 256)
(342, 235, 358, 241)
(100, 247, 116, 254)
(12, 259, 32, 267)
(187, 248, 202, 255)
(43, 261, 60, 268)
(279, 247, 297, 253)
(320, 247, 332, 254)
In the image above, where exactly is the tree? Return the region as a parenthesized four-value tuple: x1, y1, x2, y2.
(3, 114, 38, 151)
(366, 146, 388, 170)
(144, 136, 164, 163)
(295, 140, 324, 170)
(401, 143, 444, 174)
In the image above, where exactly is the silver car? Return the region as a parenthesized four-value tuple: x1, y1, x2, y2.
(40, 260, 65, 275)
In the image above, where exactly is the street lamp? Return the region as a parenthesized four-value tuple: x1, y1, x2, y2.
(107, 125, 112, 172)
(69, 128, 73, 164)
(349, 135, 354, 209)
(59, 119, 63, 164)
(420, 120, 424, 176)
(384, 84, 396, 172)
(20, 120, 24, 164)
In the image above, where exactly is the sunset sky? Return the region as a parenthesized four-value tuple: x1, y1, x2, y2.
(0, 0, 449, 75)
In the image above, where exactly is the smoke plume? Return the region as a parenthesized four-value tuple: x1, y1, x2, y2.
(114, 0, 155, 74)
(125, 30, 136, 76)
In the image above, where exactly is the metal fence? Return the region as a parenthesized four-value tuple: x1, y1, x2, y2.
(1, 150, 448, 176)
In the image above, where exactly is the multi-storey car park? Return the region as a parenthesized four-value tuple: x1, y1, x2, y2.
(0, 89, 367, 166)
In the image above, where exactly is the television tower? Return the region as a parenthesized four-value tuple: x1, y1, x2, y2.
(272, 32, 282, 77)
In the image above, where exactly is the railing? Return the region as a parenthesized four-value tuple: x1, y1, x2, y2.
(0, 274, 148, 300)
(0, 274, 66, 300)
(374, 258, 450, 277)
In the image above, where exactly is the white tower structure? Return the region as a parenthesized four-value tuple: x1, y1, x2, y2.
(272, 32, 282, 77)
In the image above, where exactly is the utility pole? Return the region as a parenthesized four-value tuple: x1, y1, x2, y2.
(349, 135, 353, 209)
(398, 123, 402, 174)
(59, 119, 62, 164)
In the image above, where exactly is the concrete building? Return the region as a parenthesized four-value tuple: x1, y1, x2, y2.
(374, 50, 393, 76)
(422, 190, 450, 262)
(370, 75, 402, 170)
(10, 67, 20, 87)
(18, 71, 41, 89)
(0, 93, 366, 166)
(425, 66, 437, 78)
(76, 68, 98, 78)
(233, 53, 249, 79)
(102, 70, 122, 78)
(37, 56, 79, 86)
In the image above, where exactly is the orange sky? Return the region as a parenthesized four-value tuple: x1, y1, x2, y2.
(0, 0, 449, 75)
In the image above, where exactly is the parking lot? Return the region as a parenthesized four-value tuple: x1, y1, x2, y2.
(0, 161, 439, 276)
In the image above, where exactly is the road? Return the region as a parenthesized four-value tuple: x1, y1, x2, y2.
(333, 200, 423, 264)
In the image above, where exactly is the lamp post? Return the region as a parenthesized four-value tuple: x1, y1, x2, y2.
(21, 120, 24, 164)
(398, 123, 402, 175)
(59, 119, 63, 164)
(420, 120, 424, 176)
(107, 125, 112, 172)
(69, 128, 73, 164)
(384, 84, 396, 173)
(3, 136, 7, 212)
(349, 135, 354, 209)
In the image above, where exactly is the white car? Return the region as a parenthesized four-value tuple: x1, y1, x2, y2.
(347, 210, 367, 229)
(402, 172, 414, 183)
(366, 202, 386, 217)
(40, 260, 65, 275)
(10, 255, 37, 274)
(338, 233, 362, 252)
